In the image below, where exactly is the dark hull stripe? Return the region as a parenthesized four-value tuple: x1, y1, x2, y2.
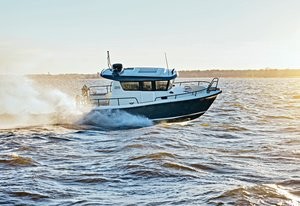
(106, 91, 221, 110)
(121, 94, 218, 122)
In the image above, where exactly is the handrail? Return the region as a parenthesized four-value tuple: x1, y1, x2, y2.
(174, 80, 210, 86)
(154, 87, 207, 101)
(88, 83, 112, 95)
(155, 78, 219, 101)
(92, 97, 139, 107)
(207, 78, 219, 92)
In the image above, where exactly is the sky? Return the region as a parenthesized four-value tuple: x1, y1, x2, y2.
(0, 0, 300, 74)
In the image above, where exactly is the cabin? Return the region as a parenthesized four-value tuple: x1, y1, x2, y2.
(88, 66, 177, 106)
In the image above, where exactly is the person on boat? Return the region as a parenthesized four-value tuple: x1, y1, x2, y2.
(81, 84, 90, 104)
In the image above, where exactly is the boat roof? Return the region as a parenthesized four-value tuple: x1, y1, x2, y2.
(100, 67, 177, 81)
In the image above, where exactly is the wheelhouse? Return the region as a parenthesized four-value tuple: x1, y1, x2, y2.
(100, 66, 177, 92)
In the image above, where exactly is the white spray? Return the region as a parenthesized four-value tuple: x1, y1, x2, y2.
(0, 75, 81, 129)
(0, 75, 153, 130)
(77, 108, 153, 130)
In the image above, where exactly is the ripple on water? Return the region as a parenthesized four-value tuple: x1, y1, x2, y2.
(129, 152, 177, 161)
(220, 124, 249, 132)
(292, 95, 300, 99)
(278, 180, 300, 196)
(123, 143, 145, 149)
(162, 162, 199, 173)
(208, 183, 300, 205)
(124, 168, 177, 179)
(9, 191, 49, 200)
(75, 177, 113, 184)
(189, 163, 217, 172)
(121, 142, 166, 153)
(0, 154, 38, 167)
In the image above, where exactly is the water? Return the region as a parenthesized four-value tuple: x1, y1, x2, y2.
(0, 77, 299, 205)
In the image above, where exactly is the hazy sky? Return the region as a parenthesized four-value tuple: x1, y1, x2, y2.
(0, 0, 300, 74)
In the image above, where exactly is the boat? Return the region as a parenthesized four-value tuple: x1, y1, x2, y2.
(81, 53, 222, 122)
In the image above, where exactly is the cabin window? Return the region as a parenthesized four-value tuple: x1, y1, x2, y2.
(155, 81, 168, 91)
(120, 82, 139, 91)
(141, 81, 152, 91)
(120, 80, 172, 91)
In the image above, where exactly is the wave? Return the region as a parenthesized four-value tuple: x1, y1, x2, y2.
(129, 152, 177, 161)
(0, 153, 37, 167)
(77, 109, 153, 130)
(162, 162, 198, 172)
(9, 191, 49, 200)
(293, 95, 300, 99)
(209, 183, 300, 205)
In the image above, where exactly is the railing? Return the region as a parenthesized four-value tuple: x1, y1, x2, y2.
(88, 84, 112, 96)
(207, 78, 219, 92)
(174, 80, 210, 86)
(91, 97, 139, 107)
(154, 78, 220, 101)
(154, 87, 207, 101)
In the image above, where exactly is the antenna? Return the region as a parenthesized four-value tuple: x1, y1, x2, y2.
(107, 51, 112, 68)
(164, 52, 169, 69)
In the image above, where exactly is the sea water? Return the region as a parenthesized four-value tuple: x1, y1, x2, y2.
(0, 76, 299, 205)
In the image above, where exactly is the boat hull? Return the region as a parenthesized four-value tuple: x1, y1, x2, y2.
(99, 91, 221, 122)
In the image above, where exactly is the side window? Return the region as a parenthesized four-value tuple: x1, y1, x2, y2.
(120, 81, 171, 91)
(120, 82, 139, 91)
(156, 81, 168, 91)
(142, 81, 152, 91)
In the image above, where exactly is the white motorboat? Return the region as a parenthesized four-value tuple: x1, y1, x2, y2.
(82, 54, 222, 122)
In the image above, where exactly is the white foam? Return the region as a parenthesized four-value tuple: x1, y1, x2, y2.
(78, 108, 153, 129)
